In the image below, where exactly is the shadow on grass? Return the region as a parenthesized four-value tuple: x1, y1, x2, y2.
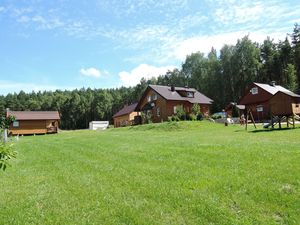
(250, 126, 300, 133)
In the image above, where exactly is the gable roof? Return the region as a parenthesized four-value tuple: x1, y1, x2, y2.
(7, 111, 60, 120)
(113, 103, 138, 118)
(254, 82, 294, 95)
(148, 85, 213, 104)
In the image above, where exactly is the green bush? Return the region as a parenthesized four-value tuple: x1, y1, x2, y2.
(175, 105, 186, 120)
(188, 113, 197, 121)
(0, 142, 16, 171)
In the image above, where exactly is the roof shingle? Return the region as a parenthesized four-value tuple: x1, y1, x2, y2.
(7, 111, 60, 120)
(113, 103, 138, 118)
(149, 85, 213, 104)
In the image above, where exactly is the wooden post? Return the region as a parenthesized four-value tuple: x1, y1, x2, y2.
(279, 116, 282, 129)
(246, 109, 249, 130)
(249, 110, 257, 129)
(287, 116, 289, 128)
(293, 115, 295, 128)
(271, 115, 274, 129)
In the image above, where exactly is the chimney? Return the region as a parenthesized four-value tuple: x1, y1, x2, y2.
(270, 81, 276, 87)
(171, 84, 175, 92)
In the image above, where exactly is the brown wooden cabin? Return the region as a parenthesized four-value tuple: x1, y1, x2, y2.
(238, 82, 298, 121)
(7, 111, 60, 135)
(269, 91, 300, 116)
(113, 103, 140, 128)
(135, 85, 213, 123)
(225, 102, 245, 118)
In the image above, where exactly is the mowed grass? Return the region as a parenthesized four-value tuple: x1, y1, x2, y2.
(1, 121, 300, 224)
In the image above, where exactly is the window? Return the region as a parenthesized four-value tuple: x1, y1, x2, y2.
(187, 92, 194, 97)
(256, 105, 263, 112)
(157, 107, 160, 117)
(13, 121, 19, 127)
(173, 106, 177, 114)
(147, 95, 151, 102)
(153, 94, 157, 100)
(251, 87, 258, 95)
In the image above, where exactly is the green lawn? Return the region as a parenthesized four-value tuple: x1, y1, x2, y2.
(1, 121, 300, 224)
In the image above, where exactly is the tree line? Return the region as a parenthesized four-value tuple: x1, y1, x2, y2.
(1, 24, 300, 129)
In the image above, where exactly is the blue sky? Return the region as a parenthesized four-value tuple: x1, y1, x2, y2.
(0, 0, 299, 95)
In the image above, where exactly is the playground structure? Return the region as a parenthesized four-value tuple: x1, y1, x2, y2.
(244, 91, 300, 130)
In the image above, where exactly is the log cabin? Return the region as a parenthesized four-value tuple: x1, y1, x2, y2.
(113, 103, 140, 127)
(7, 110, 60, 135)
(238, 82, 298, 121)
(135, 85, 213, 123)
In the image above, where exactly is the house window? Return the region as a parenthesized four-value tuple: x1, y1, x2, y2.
(153, 94, 157, 100)
(187, 92, 194, 97)
(13, 121, 19, 127)
(147, 95, 151, 102)
(173, 106, 177, 114)
(256, 105, 263, 112)
(251, 87, 258, 95)
(157, 107, 160, 117)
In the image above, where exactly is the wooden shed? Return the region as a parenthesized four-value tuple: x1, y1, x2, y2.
(269, 91, 300, 116)
(113, 103, 140, 128)
(7, 111, 60, 135)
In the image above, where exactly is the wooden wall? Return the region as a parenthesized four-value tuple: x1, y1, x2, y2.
(9, 120, 58, 135)
(270, 92, 300, 116)
(138, 88, 211, 123)
(113, 112, 139, 127)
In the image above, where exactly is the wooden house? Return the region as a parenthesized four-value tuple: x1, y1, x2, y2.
(113, 103, 140, 128)
(238, 82, 298, 121)
(135, 85, 213, 123)
(7, 111, 60, 135)
(269, 91, 300, 116)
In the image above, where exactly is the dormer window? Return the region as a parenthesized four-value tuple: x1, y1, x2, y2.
(187, 92, 194, 98)
(251, 87, 258, 95)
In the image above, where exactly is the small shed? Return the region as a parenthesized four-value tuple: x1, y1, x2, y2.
(270, 91, 300, 116)
(89, 121, 109, 130)
(225, 102, 245, 117)
(113, 103, 140, 127)
(7, 110, 60, 135)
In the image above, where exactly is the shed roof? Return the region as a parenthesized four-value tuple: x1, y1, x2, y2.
(274, 91, 300, 98)
(7, 111, 60, 120)
(148, 85, 213, 104)
(254, 82, 294, 95)
(113, 103, 138, 118)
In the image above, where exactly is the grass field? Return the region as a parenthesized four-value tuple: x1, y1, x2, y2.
(1, 121, 300, 224)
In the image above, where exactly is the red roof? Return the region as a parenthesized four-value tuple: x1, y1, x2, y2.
(113, 103, 138, 118)
(7, 111, 60, 120)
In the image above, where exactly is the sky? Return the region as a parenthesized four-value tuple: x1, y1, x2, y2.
(0, 0, 299, 95)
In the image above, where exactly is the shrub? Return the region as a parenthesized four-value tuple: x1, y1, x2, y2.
(175, 105, 185, 120)
(141, 112, 152, 124)
(191, 103, 201, 115)
(188, 113, 197, 121)
(0, 143, 16, 171)
(197, 113, 204, 121)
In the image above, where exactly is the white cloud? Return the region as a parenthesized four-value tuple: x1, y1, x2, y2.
(119, 64, 176, 87)
(80, 67, 102, 78)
